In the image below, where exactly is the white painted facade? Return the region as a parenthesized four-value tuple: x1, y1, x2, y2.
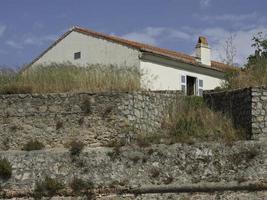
(27, 28, 227, 95)
(140, 60, 223, 92)
(33, 31, 141, 68)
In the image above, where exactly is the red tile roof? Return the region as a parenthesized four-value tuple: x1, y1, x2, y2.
(25, 26, 237, 73)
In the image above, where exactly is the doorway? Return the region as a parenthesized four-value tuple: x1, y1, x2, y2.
(186, 76, 196, 96)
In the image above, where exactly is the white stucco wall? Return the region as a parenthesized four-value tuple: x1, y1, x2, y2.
(32, 31, 141, 67)
(140, 60, 223, 91)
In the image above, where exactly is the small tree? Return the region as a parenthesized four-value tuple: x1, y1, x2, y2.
(222, 34, 237, 66)
(247, 32, 267, 67)
(0, 158, 12, 180)
(222, 32, 267, 89)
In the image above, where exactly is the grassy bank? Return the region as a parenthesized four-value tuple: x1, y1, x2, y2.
(0, 63, 141, 94)
(135, 96, 245, 145)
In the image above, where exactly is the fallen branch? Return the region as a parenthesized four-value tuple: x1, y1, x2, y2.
(121, 181, 267, 195)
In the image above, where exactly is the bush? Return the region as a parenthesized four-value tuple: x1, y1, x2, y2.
(56, 121, 63, 130)
(33, 176, 65, 199)
(81, 99, 92, 114)
(220, 33, 267, 90)
(105, 139, 126, 148)
(150, 168, 160, 178)
(229, 147, 259, 166)
(106, 146, 121, 161)
(0, 158, 12, 180)
(70, 177, 94, 194)
(22, 140, 45, 151)
(69, 140, 84, 156)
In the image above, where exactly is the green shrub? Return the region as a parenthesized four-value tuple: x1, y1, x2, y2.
(106, 146, 121, 161)
(102, 105, 113, 118)
(33, 176, 65, 199)
(229, 147, 259, 166)
(105, 139, 126, 148)
(150, 168, 160, 178)
(81, 99, 92, 114)
(135, 133, 162, 147)
(69, 140, 84, 156)
(70, 177, 94, 194)
(0, 158, 12, 180)
(56, 121, 63, 130)
(22, 140, 45, 151)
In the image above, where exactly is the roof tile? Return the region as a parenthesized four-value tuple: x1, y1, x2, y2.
(25, 26, 238, 73)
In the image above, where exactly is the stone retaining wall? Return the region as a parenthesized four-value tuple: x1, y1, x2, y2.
(204, 86, 267, 140)
(0, 141, 266, 196)
(0, 91, 180, 150)
(251, 87, 267, 140)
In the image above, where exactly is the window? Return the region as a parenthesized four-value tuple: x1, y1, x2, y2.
(181, 75, 186, 94)
(181, 75, 186, 84)
(199, 79, 203, 87)
(74, 52, 81, 60)
(198, 79, 204, 96)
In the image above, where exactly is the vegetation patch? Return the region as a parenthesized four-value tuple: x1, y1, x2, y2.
(0, 158, 12, 180)
(22, 140, 45, 151)
(69, 140, 84, 156)
(229, 146, 260, 166)
(135, 133, 162, 147)
(105, 138, 126, 148)
(56, 120, 63, 130)
(161, 96, 245, 144)
(102, 105, 114, 118)
(220, 33, 267, 90)
(150, 168, 160, 179)
(107, 146, 121, 161)
(133, 96, 244, 145)
(0, 63, 141, 94)
(33, 176, 65, 199)
(81, 99, 92, 114)
(70, 177, 94, 194)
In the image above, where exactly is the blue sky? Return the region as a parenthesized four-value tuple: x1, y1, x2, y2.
(0, 0, 266, 68)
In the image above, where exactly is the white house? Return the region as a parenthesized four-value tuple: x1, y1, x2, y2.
(24, 26, 236, 96)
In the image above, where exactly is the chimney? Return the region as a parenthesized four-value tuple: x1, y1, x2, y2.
(195, 36, 211, 66)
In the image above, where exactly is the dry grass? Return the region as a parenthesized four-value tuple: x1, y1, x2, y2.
(164, 96, 245, 143)
(0, 63, 142, 94)
(221, 59, 267, 89)
(136, 96, 245, 145)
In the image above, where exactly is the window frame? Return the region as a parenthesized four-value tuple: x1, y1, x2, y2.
(74, 52, 81, 60)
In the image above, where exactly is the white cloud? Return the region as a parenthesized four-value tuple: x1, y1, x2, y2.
(23, 34, 56, 46)
(6, 40, 23, 49)
(198, 27, 267, 65)
(5, 33, 57, 50)
(123, 32, 158, 45)
(0, 25, 6, 37)
(122, 27, 165, 45)
(121, 27, 191, 45)
(122, 25, 267, 65)
(200, 0, 211, 8)
(168, 30, 191, 40)
(201, 12, 259, 23)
